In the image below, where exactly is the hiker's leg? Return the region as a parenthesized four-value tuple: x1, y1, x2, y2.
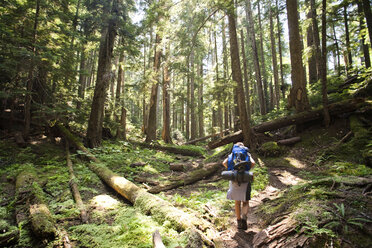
(235, 200, 241, 220)
(241, 201, 249, 220)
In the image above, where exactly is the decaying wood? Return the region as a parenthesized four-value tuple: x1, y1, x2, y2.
(66, 141, 88, 223)
(184, 129, 230, 145)
(148, 162, 221, 194)
(15, 170, 56, 240)
(170, 163, 184, 171)
(57, 124, 223, 247)
(133, 176, 159, 186)
(277, 137, 301, 146)
(209, 98, 366, 149)
(14, 131, 26, 147)
(152, 230, 166, 248)
(131, 141, 204, 157)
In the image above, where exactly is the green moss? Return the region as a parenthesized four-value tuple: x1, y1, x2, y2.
(258, 142, 284, 157)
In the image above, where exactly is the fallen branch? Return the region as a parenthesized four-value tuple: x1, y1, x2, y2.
(131, 141, 204, 157)
(148, 162, 221, 194)
(65, 141, 88, 224)
(57, 124, 223, 247)
(277, 137, 301, 146)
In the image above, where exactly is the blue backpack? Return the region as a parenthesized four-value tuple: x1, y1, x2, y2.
(227, 144, 251, 171)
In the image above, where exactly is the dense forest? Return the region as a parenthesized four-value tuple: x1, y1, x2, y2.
(0, 0, 372, 247)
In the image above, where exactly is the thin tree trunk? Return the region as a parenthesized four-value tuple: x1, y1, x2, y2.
(145, 33, 161, 142)
(286, 0, 310, 113)
(186, 69, 190, 140)
(24, 0, 40, 139)
(87, 0, 118, 147)
(162, 47, 172, 143)
(321, 0, 330, 127)
(228, 1, 253, 147)
(258, 0, 269, 111)
(344, 5, 352, 69)
(76, 44, 86, 110)
(332, 22, 341, 76)
(306, 0, 318, 84)
(240, 30, 251, 120)
(245, 0, 266, 115)
(198, 63, 205, 137)
(269, 4, 280, 109)
(276, 0, 286, 100)
(190, 50, 197, 140)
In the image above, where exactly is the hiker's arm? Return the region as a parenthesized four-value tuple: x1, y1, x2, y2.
(222, 158, 228, 169)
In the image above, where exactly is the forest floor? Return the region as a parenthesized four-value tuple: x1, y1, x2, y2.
(1, 116, 372, 247)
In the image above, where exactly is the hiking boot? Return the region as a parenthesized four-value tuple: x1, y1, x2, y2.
(237, 219, 247, 230)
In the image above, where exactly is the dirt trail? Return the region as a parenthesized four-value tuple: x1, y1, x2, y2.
(220, 167, 303, 248)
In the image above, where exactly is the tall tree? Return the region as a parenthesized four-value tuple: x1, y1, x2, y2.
(245, 0, 266, 115)
(228, 0, 253, 147)
(198, 62, 205, 138)
(276, 0, 286, 100)
(87, 0, 119, 147)
(269, 3, 280, 109)
(286, 0, 310, 112)
(306, 0, 318, 84)
(361, 0, 372, 50)
(240, 30, 252, 119)
(344, 4, 352, 71)
(162, 45, 172, 143)
(357, 0, 371, 68)
(190, 50, 197, 140)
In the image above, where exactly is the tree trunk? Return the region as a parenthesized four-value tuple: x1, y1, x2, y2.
(186, 71, 190, 140)
(162, 48, 172, 144)
(76, 44, 86, 110)
(245, 0, 266, 115)
(66, 142, 88, 223)
(332, 23, 341, 76)
(362, 0, 372, 50)
(306, 1, 318, 84)
(358, 0, 371, 68)
(24, 0, 40, 139)
(190, 50, 197, 140)
(87, 0, 118, 148)
(286, 0, 310, 113)
(198, 63, 205, 138)
(269, 4, 280, 109)
(258, 0, 269, 111)
(146, 33, 161, 142)
(240, 30, 252, 120)
(276, 0, 286, 100)
(344, 5, 352, 69)
(228, 1, 253, 148)
(148, 162, 221, 194)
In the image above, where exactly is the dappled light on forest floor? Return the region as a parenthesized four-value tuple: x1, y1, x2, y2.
(285, 156, 306, 169)
(90, 194, 120, 211)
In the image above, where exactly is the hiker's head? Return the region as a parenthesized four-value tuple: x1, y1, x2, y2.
(236, 142, 244, 147)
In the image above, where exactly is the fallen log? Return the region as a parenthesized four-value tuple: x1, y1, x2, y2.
(132, 141, 204, 157)
(57, 124, 223, 247)
(148, 162, 221, 194)
(208, 98, 367, 149)
(15, 170, 56, 240)
(184, 129, 230, 145)
(277, 137, 301, 146)
(66, 142, 88, 223)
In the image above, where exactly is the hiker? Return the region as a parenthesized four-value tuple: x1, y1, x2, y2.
(222, 142, 255, 230)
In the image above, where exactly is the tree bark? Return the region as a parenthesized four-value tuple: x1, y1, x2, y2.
(228, 2, 253, 148)
(240, 30, 252, 120)
(320, 0, 330, 127)
(276, 0, 286, 100)
(286, 0, 310, 113)
(258, 0, 269, 111)
(344, 5, 352, 69)
(269, 4, 280, 109)
(245, 0, 266, 115)
(148, 162, 221, 194)
(358, 0, 371, 68)
(65, 142, 88, 223)
(190, 50, 197, 140)
(162, 47, 172, 143)
(87, 0, 118, 147)
(361, 0, 372, 50)
(198, 63, 205, 138)
(76, 43, 86, 110)
(146, 33, 161, 142)
(306, 0, 318, 84)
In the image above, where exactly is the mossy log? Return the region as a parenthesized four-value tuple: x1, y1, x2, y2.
(148, 162, 221, 194)
(131, 141, 204, 157)
(15, 171, 56, 240)
(277, 137, 301, 146)
(57, 124, 223, 247)
(66, 142, 88, 223)
(208, 98, 367, 149)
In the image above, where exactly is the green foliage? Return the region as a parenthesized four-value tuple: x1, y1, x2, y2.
(258, 142, 284, 157)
